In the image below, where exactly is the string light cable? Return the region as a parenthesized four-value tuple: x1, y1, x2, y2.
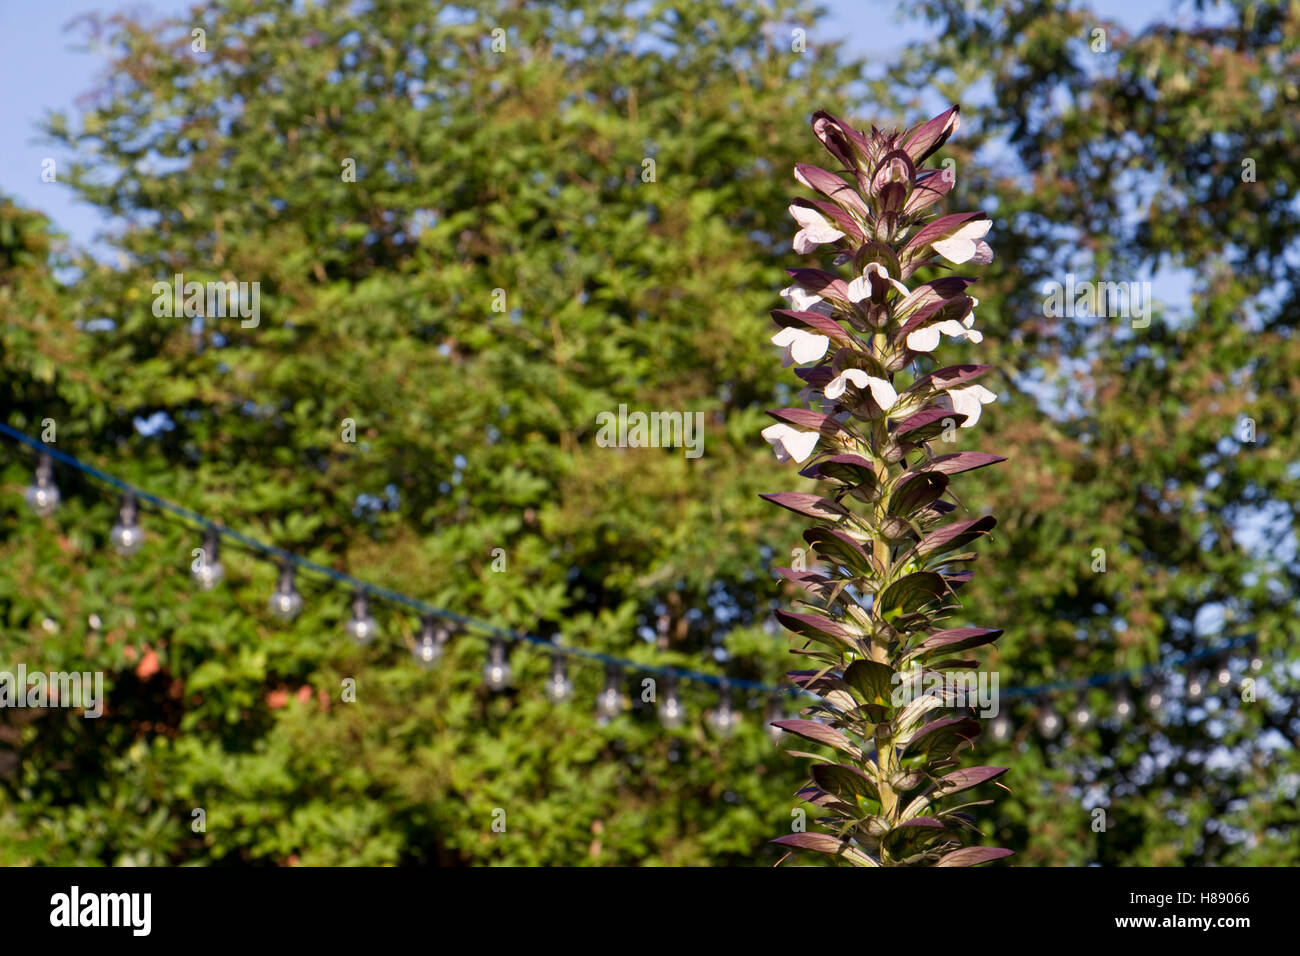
(0, 420, 1270, 733)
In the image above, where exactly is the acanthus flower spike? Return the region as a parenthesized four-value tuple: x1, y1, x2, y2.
(762, 105, 1010, 868)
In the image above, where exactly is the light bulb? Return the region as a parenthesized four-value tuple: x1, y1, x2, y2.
(1186, 674, 1205, 702)
(344, 590, 378, 645)
(269, 565, 303, 620)
(109, 492, 143, 555)
(764, 697, 785, 743)
(1215, 665, 1232, 688)
(1069, 700, 1093, 730)
(24, 453, 59, 516)
(546, 656, 573, 702)
(1113, 689, 1134, 720)
(483, 640, 511, 690)
(658, 680, 684, 729)
(413, 616, 450, 668)
(989, 713, 1014, 743)
(595, 667, 621, 723)
(1037, 708, 1062, 738)
(1249, 656, 1263, 673)
(1145, 685, 1165, 712)
(192, 528, 225, 590)
(707, 683, 738, 735)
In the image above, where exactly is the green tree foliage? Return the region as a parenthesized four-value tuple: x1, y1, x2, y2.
(1, 0, 868, 865)
(891, 0, 1300, 864)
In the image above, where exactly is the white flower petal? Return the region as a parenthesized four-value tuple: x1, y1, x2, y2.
(824, 370, 897, 410)
(790, 205, 845, 251)
(789, 331, 830, 364)
(788, 205, 824, 229)
(761, 423, 820, 463)
(847, 275, 870, 303)
(867, 376, 898, 410)
(779, 284, 823, 313)
(906, 326, 942, 352)
(944, 384, 998, 428)
(824, 368, 869, 400)
(771, 327, 829, 366)
(931, 219, 992, 264)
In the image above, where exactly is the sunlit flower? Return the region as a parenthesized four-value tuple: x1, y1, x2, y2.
(905, 320, 983, 352)
(847, 262, 910, 303)
(931, 218, 993, 264)
(790, 204, 846, 254)
(771, 326, 830, 366)
(824, 369, 898, 409)
(938, 384, 998, 427)
(761, 423, 821, 463)
(780, 283, 828, 314)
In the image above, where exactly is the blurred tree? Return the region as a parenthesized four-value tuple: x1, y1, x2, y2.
(1, 0, 873, 865)
(888, 0, 1300, 864)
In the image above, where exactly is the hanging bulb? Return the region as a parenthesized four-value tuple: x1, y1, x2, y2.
(989, 712, 1014, 743)
(658, 677, 685, 729)
(1068, 698, 1093, 730)
(482, 639, 511, 690)
(545, 655, 573, 702)
(1037, 707, 1062, 738)
(1215, 664, 1232, 688)
(1249, 655, 1263, 674)
(109, 492, 144, 555)
(764, 696, 785, 743)
(268, 564, 303, 620)
(344, 589, 378, 645)
(413, 615, 451, 667)
(24, 452, 60, 516)
(1145, 683, 1165, 712)
(192, 527, 225, 590)
(1186, 672, 1206, 702)
(707, 681, 739, 736)
(1113, 688, 1134, 720)
(595, 666, 621, 723)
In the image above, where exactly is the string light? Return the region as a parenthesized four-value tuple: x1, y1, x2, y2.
(1037, 708, 1062, 739)
(192, 527, 224, 590)
(1215, 663, 1232, 688)
(0, 425, 1270, 739)
(989, 712, 1014, 743)
(658, 677, 685, 729)
(595, 666, 621, 724)
(1186, 672, 1206, 702)
(413, 615, 451, 667)
(546, 656, 573, 702)
(269, 564, 303, 621)
(1068, 698, 1093, 731)
(483, 639, 511, 690)
(1113, 688, 1134, 720)
(707, 681, 739, 736)
(109, 492, 143, 556)
(764, 696, 785, 742)
(345, 589, 379, 645)
(24, 451, 59, 516)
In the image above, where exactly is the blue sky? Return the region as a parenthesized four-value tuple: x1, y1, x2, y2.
(2, 0, 1180, 254)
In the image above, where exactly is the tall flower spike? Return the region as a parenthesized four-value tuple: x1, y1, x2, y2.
(762, 106, 1011, 868)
